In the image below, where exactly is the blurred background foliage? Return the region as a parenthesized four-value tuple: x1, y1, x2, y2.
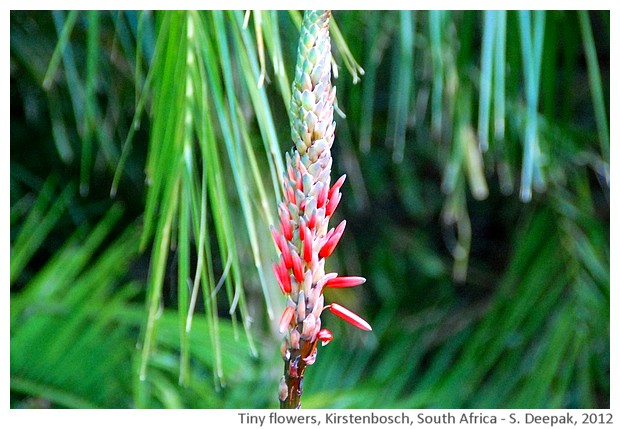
(10, 10, 609, 409)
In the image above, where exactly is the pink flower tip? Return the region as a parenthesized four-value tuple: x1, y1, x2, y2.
(279, 205, 293, 241)
(279, 306, 295, 333)
(328, 174, 346, 201)
(317, 183, 328, 209)
(273, 261, 291, 294)
(319, 220, 346, 259)
(329, 303, 372, 331)
(270, 226, 283, 249)
(325, 191, 342, 218)
(271, 226, 293, 269)
(303, 226, 313, 263)
(317, 328, 333, 346)
(325, 276, 366, 288)
(291, 250, 304, 283)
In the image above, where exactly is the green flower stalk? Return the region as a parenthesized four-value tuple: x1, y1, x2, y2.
(272, 10, 371, 409)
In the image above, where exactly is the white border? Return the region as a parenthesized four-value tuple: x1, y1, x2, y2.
(4, 4, 616, 427)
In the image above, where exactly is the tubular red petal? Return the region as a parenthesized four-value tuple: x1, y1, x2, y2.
(279, 306, 296, 333)
(325, 191, 341, 217)
(317, 328, 333, 346)
(273, 263, 284, 293)
(299, 219, 306, 241)
(291, 250, 304, 283)
(279, 205, 293, 241)
(334, 219, 347, 238)
(303, 226, 313, 263)
(328, 174, 346, 200)
(308, 212, 317, 230)
(271, 227, 293, 269)
(329, 303, 372, 331)
(273, 262, 291, 294)
(296, 173, 303, 192)
(317, 183, 328, 208)
(286, 186, 296, 205)
(323, 227, 334, 243)
(325, 276, 366, 288)
(279, 260, 292, 293)
(271, 226, 284, 250)
(319, 220, 346, 259)
(287, 163, 295, 181)
(281, 243, 293, 269)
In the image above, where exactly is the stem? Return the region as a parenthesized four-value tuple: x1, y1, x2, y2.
(280, 338, 318, 409)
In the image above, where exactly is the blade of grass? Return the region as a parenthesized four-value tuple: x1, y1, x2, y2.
(429, 11, 444, 140)
(50, 11, 85, 146)
(518, 10, 545, 202)
(80, 10, 99, 196)
(359, 12, 383, 153)
(12, 203, 125, 317)
(139, 12, 186, 250)
(531, 11, 546, 193)
(262, 10, 291, 115)
(177, 142, 192, 386)
(110, 17, 162, 198)
(10, 181, 73, 285)
(252, 11, 269, 88)
(138, 176, 181, 382)
(493, 10, 506, 143)
(330, 16, 365, 84)
(42, 10, 79, 90)
(210, 11, 274, 319)
(11, 377, 98, 409)
(230, 10, 285, 201)
(478, 11, 495, 152)
(138, 11, 188, 384)
(541, 12, 558, 120)
(47, 91, 74, 163)
(578, 11, 610, 162)
(191, 10, 257, 356)
(391, 11, 415, 163)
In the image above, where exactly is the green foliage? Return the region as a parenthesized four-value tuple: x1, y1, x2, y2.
(10, 10, 609, 408)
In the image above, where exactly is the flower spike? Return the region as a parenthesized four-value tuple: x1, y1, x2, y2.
(272, 10, 370, 409)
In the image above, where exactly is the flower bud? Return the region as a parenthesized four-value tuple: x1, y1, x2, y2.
(301, 314, 316, 340)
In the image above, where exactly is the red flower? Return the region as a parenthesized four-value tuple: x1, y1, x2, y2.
(325, 191, 341, 218)
(279, 204, 293, 241)
(319, 220, 346, 259)
(325, 276, 366, 288)
(307, 212, 317, 230)
(303, 226, 313, 263)
(273, 261, 291, 294)
(271, 226, 293, 269)
(317, 182, 328, 208)
(279, 306, 296, 333)
(317, 328, 333, 346)
(328, 174, 346, 201)
(291, 250, 304, 283)
(329, 303, 372, 331)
